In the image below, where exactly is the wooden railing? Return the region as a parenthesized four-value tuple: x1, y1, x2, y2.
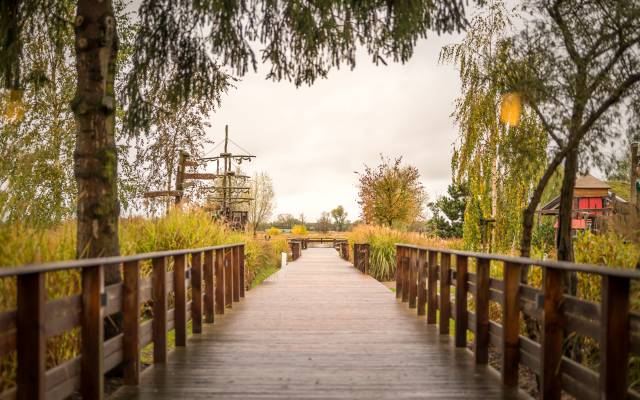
(0, 243, 245, 400)
(353, 243, 370, 275)
(395, 243, 640, 400)
(289, 240, 302, 261)
(337, 241, 350, 260)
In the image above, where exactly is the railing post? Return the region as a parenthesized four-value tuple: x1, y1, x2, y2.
(395, 246, 403, 300)
(122, 260, 140, 384)
(364, 244, 370, 275)
(215, 249, 225, 315)
(225, 249, 233, 308)
(354, 244, 360, 271)
(233, 245, 240, 303)
(174, 254, 187, 346)
(16, 272, 45, 400)
(409, 248, 418, 309)
(455, 255, 468, 348)
(600, 275, 630, 399)
(401, 251, 409, 303)
(191, 252, 203, 333)
(427, 250, 438, 324)
(475, 258, 490, 364)
(439, 253, 451, 335)
(204, 250, 214, 323)
(81, 264, 105, 398)
(541, 267, 564, 400)
(239, 244, 245, 298)
(152, 257, 167, 363)
(502, 261, 521, 386)
(417, 250, 427, 316)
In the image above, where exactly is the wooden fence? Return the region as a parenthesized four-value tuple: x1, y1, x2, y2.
(353, 243, 370, 275)
(395, 243, 640, 400)
(0, 243, 245, 400)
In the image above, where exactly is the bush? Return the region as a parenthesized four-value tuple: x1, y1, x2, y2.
(266, 226, 282, 236)
(291, 224, 308, 235)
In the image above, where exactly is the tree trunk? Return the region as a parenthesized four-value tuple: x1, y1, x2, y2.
(556, 146, 579, 294)
(72, 0, 120, 320)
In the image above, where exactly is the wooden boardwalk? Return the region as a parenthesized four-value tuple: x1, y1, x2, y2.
(112, 248, 527, 400)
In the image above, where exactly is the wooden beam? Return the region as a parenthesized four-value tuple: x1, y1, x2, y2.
(191, 252, 203, 333)
(233, 246, 240, 303)
(16, 272, 45, 400)
(204, 250, 214, 323)
(417, 250, 427, 316)
(455, 255, 468, 348)
(408, 249, 418, 309)
(427, 251, 438, 325)
(439, 253, 451, 335)
(152, 257, 167, 363)
(122, 260, 140, 385)
(81, 265, 104, 399)
(599, 275, 630, 399)
(174, 254, 187, 346)
(239, 245, 245, 298)
(475, 258, 490, 364)
(215, 249, 225, 314)
(502, 261, 521, 387)
(541, 267, 564, 400)
(395, 246, 402, 300)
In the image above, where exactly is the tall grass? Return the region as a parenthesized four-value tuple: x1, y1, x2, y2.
(348, 225, 461, 281)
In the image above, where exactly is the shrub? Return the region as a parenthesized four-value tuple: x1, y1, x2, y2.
(266, 226, 282, 236)
(291, 224, 308, 235)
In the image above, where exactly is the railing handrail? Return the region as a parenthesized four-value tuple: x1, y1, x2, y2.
(395, 243, 640, 279)
(0, 242, 245, 278)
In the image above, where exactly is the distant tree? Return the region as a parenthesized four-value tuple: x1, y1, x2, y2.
(428, 182, 468, 238)
(276, 214, 300, 229)
(316, 212, 333, 233)
(247, 172, 275, 236)
(330, 206, 348, 231)
(357, 155, 426, 227)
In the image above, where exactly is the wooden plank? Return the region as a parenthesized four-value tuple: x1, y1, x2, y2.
(122, 260, 140, 385)
(502, 261, 521, 387)
(541, 267, 564, 400)
(408, 249, 418, 309)
(427, 250, 438, 324)
(152, 257, 167, 363)
(599, 275, 630, 399)
(401, 253, 410, 303)
(439, 253, 451, 335)
(239, 245, 245, 298)
(81, 265, 104, 399)
(395, 246, 402, 300)
(191, 252, 203, 333)
(215, 249, 225, 315)
(233, 246, 240, 303)
(455, 255, 468, 348)
(225, 249, 233, 308)
(174, 254, 187, 346)
(183, 173, 217, 180)
(475, 258, 490, 364)
(17, 273, 45, 400)
(204, 250, 215, 323)
(417, 250, 427, 316)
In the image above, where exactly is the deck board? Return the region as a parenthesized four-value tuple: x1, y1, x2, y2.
(111, 248, 527, 399)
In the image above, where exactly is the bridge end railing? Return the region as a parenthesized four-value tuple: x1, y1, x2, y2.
(0, 243, 246, 400)
(395, 243, 640, 400)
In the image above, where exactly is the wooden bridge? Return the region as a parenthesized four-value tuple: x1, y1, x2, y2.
(1, 241, 639, 399)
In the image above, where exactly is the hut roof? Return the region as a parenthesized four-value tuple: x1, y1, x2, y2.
(575, 174, 611, 189)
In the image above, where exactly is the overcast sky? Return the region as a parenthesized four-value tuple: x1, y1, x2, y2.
(203, 33, 465, 222)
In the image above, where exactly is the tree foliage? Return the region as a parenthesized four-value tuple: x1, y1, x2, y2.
(247, 172, 276, 236)
(357, 156, 426, 228)
(428, 181, 468, 238)
(330, 205, 348, 231)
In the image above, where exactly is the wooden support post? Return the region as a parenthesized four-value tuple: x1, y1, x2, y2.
(215, 249, 225, 314)
(204, 250, 214, 323)
(239, 244, 245, 298)
(191, 252, 203, 333)
(152, 257, 167, 363)
(16, 272, 45, 400)
(427, 251, 438, 324)
(455, 255, 468, 348)
(122, 260, 140, 384)
(475, 258, 490, 364)
(81, 265, 104, 399)
(600, 275, 630, 399)
(502, 261, 521, 386)
(174, 254, 187, 346)
(225, 249, 233, 308)
(409, 249, 418, 309)
(541, 267, 564, 400)
(417, 250, 427, 316)
(354, 244, 360, 271)
(396, 246, 403, 300)
(233, 246, 240, 302)
(364, 244, 370, 275)
(439, 253, 451, 335)
(401, 251, 409, 303)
